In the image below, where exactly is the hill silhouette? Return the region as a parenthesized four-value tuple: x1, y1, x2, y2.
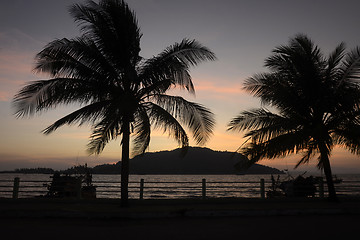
(93, 147, 284, 175)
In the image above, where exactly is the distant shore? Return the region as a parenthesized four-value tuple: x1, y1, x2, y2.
(0, 147, 285, 175)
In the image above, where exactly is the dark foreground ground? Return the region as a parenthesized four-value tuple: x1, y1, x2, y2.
(1, 197, 360, 239)
(2, 215, 359, 240)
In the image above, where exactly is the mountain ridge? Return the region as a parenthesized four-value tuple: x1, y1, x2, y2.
(1, 147, 284, 175)
(93, 147, 284, 175)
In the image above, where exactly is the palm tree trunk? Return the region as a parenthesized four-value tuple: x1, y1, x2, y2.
(319, 144, 337, 202)
(120, 120, 130, 207)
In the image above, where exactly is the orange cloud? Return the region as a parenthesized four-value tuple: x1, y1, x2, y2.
(0, 91, 10, 101)
(195, 80, 246, 95)
(0, 51, 35, 83)
(0, 50, 37, 102)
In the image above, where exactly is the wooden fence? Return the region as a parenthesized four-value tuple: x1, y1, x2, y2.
(1, 177, 359, 199)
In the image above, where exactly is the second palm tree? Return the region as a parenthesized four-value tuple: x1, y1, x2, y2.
(228, 34, 360, 201)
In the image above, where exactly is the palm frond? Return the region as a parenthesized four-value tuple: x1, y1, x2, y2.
(239, 130, 310, 167)
(295, 141, 318, 168)
(265, 44, 294, 72)
(87, 116, 121, 155)
(164, 39, 217, 67)
(333, 123, 360, 155)
(13, 78, 89, 117)
(326, 42, 346, 79)
(338, 47, 360, 86)
(243, 73, 294, 108)
(139, 54, 193, 93)
(265, 34, 323, 74)
(145, 102, 189, 148)
(228, 108, 281, 132)
(85, 96, 135, 155)
(131, 106, 151, 155)
(140, 39, 216, 93)
(228, 108, 304, 144)
(42, 100, 111, 134)
(153, 94, 215, 145)
(34, 37, 119, 81)
(69, 0, 142, 67)
(242, 73, 272, 98)
(137, 76, 173, 97)
(243, 73, 314, 119)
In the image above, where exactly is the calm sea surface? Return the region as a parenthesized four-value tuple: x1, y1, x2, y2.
(1, 173, 359, 199)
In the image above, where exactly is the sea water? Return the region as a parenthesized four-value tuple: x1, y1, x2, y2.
(0, 173, 359, 199)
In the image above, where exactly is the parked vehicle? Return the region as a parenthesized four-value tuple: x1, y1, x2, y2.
(45, 164, 96, 198)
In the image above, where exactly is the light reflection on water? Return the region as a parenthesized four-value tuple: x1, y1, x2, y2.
(94, 174, 270, 199)
(0, 173, 359, 199)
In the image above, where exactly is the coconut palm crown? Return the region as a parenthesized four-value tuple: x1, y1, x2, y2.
(228, 34, 360, 200)
(13, 0, 216, 206)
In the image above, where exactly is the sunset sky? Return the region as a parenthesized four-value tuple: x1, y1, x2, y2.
(1, 0, 360, 173)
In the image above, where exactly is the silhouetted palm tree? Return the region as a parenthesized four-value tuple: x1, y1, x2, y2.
(13, 0, 216, 206)
(228, 34, 360, 201)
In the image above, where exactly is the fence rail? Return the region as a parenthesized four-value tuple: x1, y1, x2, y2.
(1, 177, 360, 200)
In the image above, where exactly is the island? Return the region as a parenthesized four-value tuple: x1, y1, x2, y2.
(1, 147, 284, 175)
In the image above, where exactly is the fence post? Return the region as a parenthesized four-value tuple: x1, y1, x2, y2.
(202, 179, 206, 200)
(319, 178, 324, 198)
(260, 178, 265, 199)
(12, 177, 20, 199)
(139, 179, 144, 200)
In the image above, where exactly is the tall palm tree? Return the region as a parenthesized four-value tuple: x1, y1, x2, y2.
(13, 0, 216, 206)
(228, 34, 360, 201)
